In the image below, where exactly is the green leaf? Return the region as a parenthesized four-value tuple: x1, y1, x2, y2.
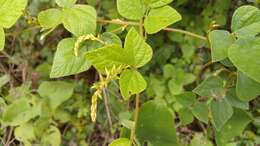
(0, 74, 10, 89)
(38, 8, 63, 30)
(117, 0, 145, 20)
(175, 92, 196, 108)
(144, 0, 173, 8)
(124, 28, 153, 68)
(0, 0, 28, 28)
(41, 126, 61, 146)
(192, 102, 209, 123)
(231, 6, 260, 37)
(144, 6, 182, 34)
(208, 30, 235, 62)
(228, 37, 260, 83)
(210, 98, 233, 131)
(0, 27, 4, 51)
(236, 71, 260, 101)
(2, 98, 40, 126)
(62, 4, 96, 36)
(190, 133, 213, 146)
(14, 123, 35, 142)
(86, 44, 128, 73)
(50, 38, 91, 78)
(168, 79, 183, 95)
(178, 108, 194, 125)
(56, 0, 76, 7)
(119, 69, 147, 100)
(109, 138, 131, 146)
(193, 76, 225, 98)
(226, 87, 249, 110)
(216, 109, 252, 146)
(136, 100, 178, 146)
(37, 81, 74, 111)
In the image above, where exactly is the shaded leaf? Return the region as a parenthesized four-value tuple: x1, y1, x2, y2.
(175, 92, 196, 108)
(178, 108, 194, 125)
(144, 6, 182, 34)
(226, 87, 249, 109)
(192, 102, 209, 123)
(236, 71, 260, 101)
(136, 100, 178, 146)
(119, 69, 147, 100)
(216, 109, 252, 146)
(210, 98, 233, 131)
(2, 98, 40, 126)
(193, 76, 225, 98)
(228, 37, 260, 83)
(208, 30, 235, 62)
(231, 5, 260, 37)
(37, 81, 74, 111)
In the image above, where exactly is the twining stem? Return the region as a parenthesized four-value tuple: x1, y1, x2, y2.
(130, 19, 144, 146)
(97, 19, 207, 41)
(130, 94, 140, 146)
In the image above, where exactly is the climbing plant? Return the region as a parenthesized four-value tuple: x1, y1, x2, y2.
(0, 0, 260, 146)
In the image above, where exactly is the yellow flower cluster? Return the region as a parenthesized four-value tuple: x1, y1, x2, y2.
(90, 65, 125, 122)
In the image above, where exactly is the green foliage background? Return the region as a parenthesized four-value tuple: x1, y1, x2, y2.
(0, 0, 260, 146)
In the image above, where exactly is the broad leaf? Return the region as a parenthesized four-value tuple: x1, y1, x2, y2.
(41, 126, 61, 146)
(125, 28, 153, 68)
(0, 27, 4, 51)
(228, 37, 260, 83)
(62, 4, 96, 36)
(136, 100, 178, 146)
(144, 0, 173, 8)
(109, 138, 131, 146)
(2, 98, 40, 126)
(190, 133, 213, 146)
(216, 109, 252, 146)
(178, 108, 194, 125)
(117, 0, 145, 20)
(208, 30, 235, 62)
(175, 92, 196, 108)
(0, 0, 28, 28)
(231, 6, 260, 37)
(192, 102, 209, 123)
(37, 81, 74, 111)
(193, 76, 225, 98)
(210, 98, 233, 131)
(50, 38, 91, 78)
(14, 123, 35, 142)
(38, 8, 63, 29)
(119, 69, 147, 100)
(168, 79, 183, 95)
(236, 71, 260, 101)
(226, 87, 249, 110)
(144, 6, 182, 34)
(86, 44, 128, 73)
(56, 0, 76, 8)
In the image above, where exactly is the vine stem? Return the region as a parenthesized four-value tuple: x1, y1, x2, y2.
(130, 94, 140, 146)
(97, 19, 207, 41)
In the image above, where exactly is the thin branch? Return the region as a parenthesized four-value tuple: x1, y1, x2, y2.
(103, 89, 113, 133)
(97, 19, 207, 41)
(130, 94, 140, 146)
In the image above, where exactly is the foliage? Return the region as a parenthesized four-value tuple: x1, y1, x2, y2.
(0, 0, 260, 146)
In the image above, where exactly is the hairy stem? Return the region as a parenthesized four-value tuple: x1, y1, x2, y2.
(97, 19, 207, 41)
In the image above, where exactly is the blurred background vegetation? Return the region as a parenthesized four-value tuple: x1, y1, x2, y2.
(0, 0, 260, 146)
